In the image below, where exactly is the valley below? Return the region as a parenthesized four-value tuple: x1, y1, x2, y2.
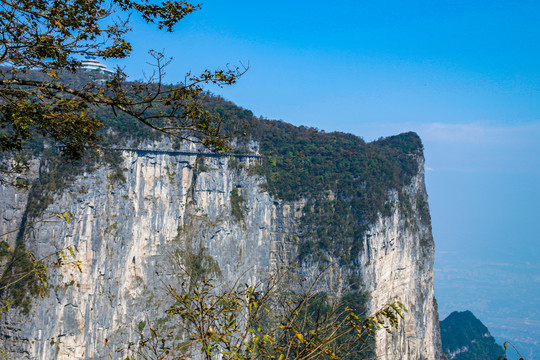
(436, 252, 540, 359)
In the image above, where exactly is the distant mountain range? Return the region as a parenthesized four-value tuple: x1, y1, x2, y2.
(441, 310, 505, 360)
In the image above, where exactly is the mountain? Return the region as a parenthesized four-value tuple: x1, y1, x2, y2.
(0, 97, 444, 359)
(440, 310, 505, 360)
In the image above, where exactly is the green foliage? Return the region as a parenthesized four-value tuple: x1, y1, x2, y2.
(291, 290, 375, 360)
(249, 120, 421, 204)
(121, 248, 403, 360)
(0, 210, 80, 313)
(0, 237, 64, 314)
(0, 0, 247, 170)
(230, 187, 247, 222)
(298, 199, 364, 265)
(174, 96, 425, 266)
(195, 155, 210, 174)
(0, 213, 76, 314)
(131, 270, 405, 360)
(0, 239, 41, 314)
(251, 120, 422, 265)
(0, 240, 82, 314)
(0, 241, 10, 257)
(440, 310, 505, 360)
(228, 157, 245, 172)
(415, 196, 431, 225)
(24, 147, 126, 219)
(138, 321, 146, 332)
(178, 247, 222, 284)
(103, 150, 127, 184)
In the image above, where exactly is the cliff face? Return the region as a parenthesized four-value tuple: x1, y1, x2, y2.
(0, 137, 443, 359)
(359, 161, 443, 360)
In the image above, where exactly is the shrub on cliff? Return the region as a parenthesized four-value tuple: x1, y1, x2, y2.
(121, 269, 406, 360)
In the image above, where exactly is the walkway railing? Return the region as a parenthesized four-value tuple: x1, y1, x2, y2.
(107, 147, 263, 159)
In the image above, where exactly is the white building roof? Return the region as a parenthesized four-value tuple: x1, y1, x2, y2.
(80, 57, 114, 75)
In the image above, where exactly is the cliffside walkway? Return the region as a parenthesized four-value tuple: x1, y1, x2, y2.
(108, 147, 263, 159)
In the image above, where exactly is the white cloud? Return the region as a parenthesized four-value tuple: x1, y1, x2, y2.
(419, 121, 540, 145)
(351, 120, 540, 147)
(352, 120, 540, 173)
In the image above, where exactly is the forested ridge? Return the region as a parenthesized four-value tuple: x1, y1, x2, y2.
(0, 1, 433, 357)
(440, 311, 505, 360)
(207, 96, 426, 266)
(6, 72, 427, 268)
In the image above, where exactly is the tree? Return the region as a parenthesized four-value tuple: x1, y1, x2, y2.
(0, 0, 247, 317)
(0, 211, 79, 315)
(0, 0, 246, 163)
(118, 265, 406, 360)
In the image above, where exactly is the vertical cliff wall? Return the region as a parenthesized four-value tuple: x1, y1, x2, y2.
(359, 159, 443, 360)
(0, 135, 443, 359)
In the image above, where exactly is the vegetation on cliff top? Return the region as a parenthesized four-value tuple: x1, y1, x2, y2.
(257, 121, 422, 265)
(0, 2, 412, 356)
(13, 91, 424, 268)
(203, 97, 424, 265)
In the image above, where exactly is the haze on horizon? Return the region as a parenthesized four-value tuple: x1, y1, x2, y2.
(110, 0, 539, 357)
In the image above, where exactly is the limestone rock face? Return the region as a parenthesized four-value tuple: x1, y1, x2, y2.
(358, 160, 444, 360)
(0, 146, 443, 360)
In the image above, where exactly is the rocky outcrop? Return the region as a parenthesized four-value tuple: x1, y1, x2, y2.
(359, 159, 443, 360)
(440, 310, 504, 360)
(0, 141, 443, 359)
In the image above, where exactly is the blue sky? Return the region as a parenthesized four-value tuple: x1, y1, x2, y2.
(117, 0, 540, 128)
(111, 0, 540, 352)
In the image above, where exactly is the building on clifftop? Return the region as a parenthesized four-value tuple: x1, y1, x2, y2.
(80, 57, 114, 75)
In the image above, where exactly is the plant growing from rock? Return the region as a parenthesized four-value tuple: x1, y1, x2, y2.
(0, 212, 80, 314)
(121, 268, 406, 360)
